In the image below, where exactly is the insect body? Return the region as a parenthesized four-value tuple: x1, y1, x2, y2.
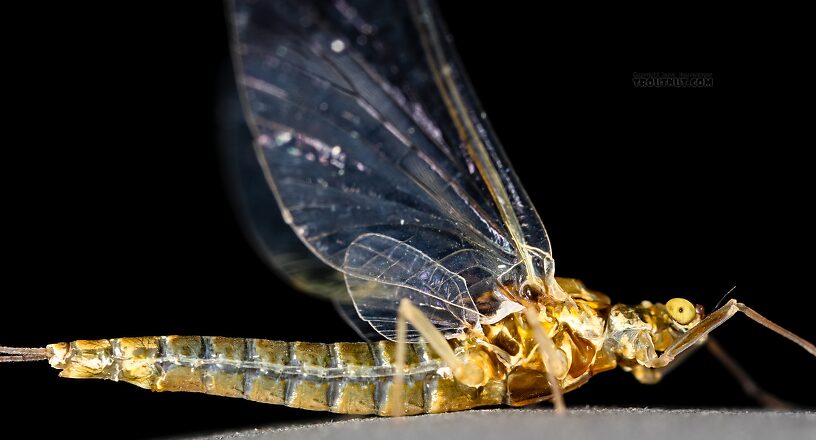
(2, 0, 815, 416)
(9, 277, 811, 415)
(31, 278, 606, 414)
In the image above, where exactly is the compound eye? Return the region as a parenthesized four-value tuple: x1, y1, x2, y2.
(666, 298, 696, 325)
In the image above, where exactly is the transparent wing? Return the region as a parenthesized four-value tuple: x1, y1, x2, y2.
(226, 0, 556, 340)
(344, 233, 481, 340)
(221, 72, 348, 302)
(221, 78, 387, 341)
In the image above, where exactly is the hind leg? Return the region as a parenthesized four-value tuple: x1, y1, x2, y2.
(392, 299, 476, 416)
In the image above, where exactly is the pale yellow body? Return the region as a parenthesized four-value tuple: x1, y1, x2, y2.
(31, 276, 816, 413)
(45, 278, 625, 415)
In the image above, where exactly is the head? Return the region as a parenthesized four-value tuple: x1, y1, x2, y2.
(644, 298, 706, 350)
(605, 297, 705, 367)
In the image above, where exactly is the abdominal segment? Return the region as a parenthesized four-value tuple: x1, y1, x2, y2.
(45, 335, 506, 415)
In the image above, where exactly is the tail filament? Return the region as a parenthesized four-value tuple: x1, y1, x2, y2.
(0, 346, 47, 363)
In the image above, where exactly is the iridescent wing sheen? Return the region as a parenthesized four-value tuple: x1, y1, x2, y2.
(220, 80, 348, 302)
(221, 80, 379, 340)
(226, 0, 555, 341)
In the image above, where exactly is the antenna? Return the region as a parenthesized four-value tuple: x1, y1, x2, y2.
(0, 346, 47, 363)
(712, 285, 737, 310)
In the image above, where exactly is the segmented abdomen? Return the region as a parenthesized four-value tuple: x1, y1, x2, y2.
(46, 336, 505, 415)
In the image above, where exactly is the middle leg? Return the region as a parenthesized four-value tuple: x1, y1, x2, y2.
(522, 308, 566, 414)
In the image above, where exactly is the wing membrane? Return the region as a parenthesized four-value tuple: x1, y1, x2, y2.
(226, 0, 556, 340)
(220, 74, 348, 301)
(344, 233, 481, 341)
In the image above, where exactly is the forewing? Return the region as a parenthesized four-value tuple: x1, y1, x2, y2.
(220, 72, 349, 302)
(226, 0, 554, 339)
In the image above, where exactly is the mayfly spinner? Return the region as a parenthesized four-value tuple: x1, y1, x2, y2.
(2, 0, 814, 416)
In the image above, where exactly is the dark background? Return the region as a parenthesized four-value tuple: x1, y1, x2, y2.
(1, 2, 812, 438)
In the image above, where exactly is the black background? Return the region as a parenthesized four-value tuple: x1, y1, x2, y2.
(1, 2, 812, 438)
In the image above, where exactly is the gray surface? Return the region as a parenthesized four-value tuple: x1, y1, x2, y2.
(185, 408, 816, 440)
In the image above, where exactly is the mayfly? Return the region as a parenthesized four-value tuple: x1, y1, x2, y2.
(2, 0, 814, 417)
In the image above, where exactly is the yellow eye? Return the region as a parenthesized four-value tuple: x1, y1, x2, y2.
(666, 298, 696, 325)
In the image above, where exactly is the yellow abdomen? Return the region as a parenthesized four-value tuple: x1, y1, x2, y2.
(46, 335, 505, 415)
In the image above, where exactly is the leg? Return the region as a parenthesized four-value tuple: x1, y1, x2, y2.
(706, 337, 791, 409)
(522, 308, 566, 414)
(628, 335, 792, 408)
(649, 299, 816, 368)
(630, 299, 808, 406)
(630, 338, 704, 384)
(393, 299, 482, 416)
(393, 301, 408, 417)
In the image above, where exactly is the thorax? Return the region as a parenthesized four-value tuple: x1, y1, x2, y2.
(463, 278, 614, 405)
